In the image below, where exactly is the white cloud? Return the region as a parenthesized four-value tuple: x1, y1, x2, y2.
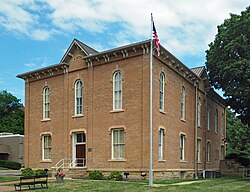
(0, 0, 248, 57)
(24, 63, 36, 67)
(23, 57, 52, 70)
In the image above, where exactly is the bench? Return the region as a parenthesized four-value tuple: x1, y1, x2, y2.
(14, 174, 48, 191)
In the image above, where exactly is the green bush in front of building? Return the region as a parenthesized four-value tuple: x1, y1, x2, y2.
(89, 170, 104, 180)
(108, 171, 123, 181)
(0, 160, 21, 170)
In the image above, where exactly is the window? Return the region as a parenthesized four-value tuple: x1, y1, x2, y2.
(158, 129, 164, 160)
(215, 109, 218, 133)
(42, 135, 51, 160)
(180, 134, 185, 160)
(197, 97, 201, 127)
(76, 133, 85, 143)
(43, 87, 50, 119)
(112, 129, 125, 159)
(113, 71, 122, 110)
(215, 149, 219, 160)
(207, 104, 211, 130)
(207, 141, 211, 162)
(159, 72, 165, 111)
(221, 145, 225, 160)
(221, 112, 225, 135)
(197, 139, 201, 162)
(75, 80, 83, 115)
(181, 86, 185, 120)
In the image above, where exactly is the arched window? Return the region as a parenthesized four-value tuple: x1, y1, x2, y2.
(181, 86, 185, 120)
(159, 72, 165, 111)
(75, 80, 83, 115)
(43, 87, 50, 119)
(207, 104, 211, 130)
(113, 71, 122, 110)
(197, 97, 201, 127)
(215, 109, 219, 133)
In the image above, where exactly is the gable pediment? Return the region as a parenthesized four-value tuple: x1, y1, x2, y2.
(60, 39, 98, 64)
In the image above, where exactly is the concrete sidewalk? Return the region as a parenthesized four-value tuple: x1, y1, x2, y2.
(0, 181, 18, 192)
(0, 185, 16, 192)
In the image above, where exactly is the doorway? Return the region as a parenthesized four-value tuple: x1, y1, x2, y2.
(72, 132, 86, 167)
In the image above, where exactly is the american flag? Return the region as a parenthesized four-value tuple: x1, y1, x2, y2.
(152, 21, 160, 56)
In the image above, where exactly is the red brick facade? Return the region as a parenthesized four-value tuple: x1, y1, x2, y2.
(18, 39, 226, 179)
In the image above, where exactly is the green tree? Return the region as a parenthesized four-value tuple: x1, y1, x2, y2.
(206, 6, 250, 125)
(226, 108, 250, 158)
(0, 90, 24, 134)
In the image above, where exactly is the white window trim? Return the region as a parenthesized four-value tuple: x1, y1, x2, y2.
(207, 104, 211, 131)
(159, 72, 165, 111)
(42, 87, 50, 120)
(75, 80, 83, 115)
(42, 135, 52, 161)
(207, 140, 211, 162)
(158, 129, 164, 160)
(111, 128, 125, 160)
(113, 71, 122, 111)
(215, 109, 219, 133)
(197, 138, 201, 162)
(181, 86, 185, 120)
(180, 134, 185, 161)
(197, 97, 201, 127)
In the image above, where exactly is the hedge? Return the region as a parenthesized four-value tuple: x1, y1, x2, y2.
(0, 160, 21, 170)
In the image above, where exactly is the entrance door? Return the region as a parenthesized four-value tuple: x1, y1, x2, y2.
(76, 144, 85, 167)
(72, 132, 86, 167)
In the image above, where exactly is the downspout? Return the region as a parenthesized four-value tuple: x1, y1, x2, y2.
(194, 82, 198, 179)
(203, 88, 209, 178)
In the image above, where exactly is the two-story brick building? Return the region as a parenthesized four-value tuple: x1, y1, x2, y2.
(17, 39, 226, 179)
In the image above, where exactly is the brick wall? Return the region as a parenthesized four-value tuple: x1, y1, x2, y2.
(21, 41, 226, 178)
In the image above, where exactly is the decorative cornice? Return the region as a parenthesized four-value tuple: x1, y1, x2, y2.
(16, 63, 69, 82)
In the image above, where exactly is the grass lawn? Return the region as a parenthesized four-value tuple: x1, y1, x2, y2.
(0, 176, 20, 183)
(1, 177, 249, 191)
(33, 177, 250, 192)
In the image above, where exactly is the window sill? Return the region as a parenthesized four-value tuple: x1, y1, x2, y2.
(72, 114, 84, 118)
(110, 109, 124, 113)
(198, 161, 202, 164)
(39, 160, 52, 163)
(41, 118, 51, 122)
(158, 159, 166, 162)
(180, 160, 187, 163)
(181, 118, 186, 122)
(159, 110, 166, 114)
(108, 159, 127, 162)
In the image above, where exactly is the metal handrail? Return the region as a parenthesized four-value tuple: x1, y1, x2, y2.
(55, 158, 71, 170)
(69, 158, 85, 167)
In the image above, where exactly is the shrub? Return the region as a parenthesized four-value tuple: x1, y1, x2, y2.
(108, 171, 122, 181)
(226, 153, 250, 167)
(34, 169, 46, 176)
(0, 160, 21, 170)
(89, 170, 104, 180)
(21, 168, 34, 176)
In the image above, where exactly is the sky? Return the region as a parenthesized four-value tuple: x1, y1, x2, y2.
(0, 0, 248, 105)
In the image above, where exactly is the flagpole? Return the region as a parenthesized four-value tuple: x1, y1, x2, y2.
(149, 13, 153, 187)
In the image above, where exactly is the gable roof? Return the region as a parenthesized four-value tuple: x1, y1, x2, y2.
(190, 66, 206, 77)
(60, 38, 98, 63)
